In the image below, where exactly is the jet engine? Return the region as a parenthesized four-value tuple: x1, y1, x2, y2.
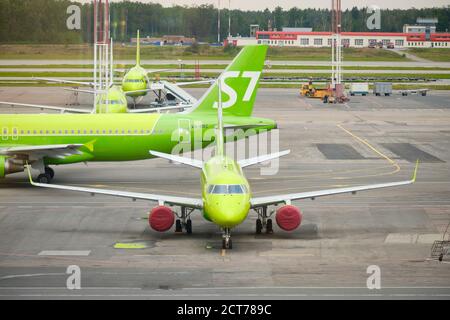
(0, 157, 24, 178)
(275, 205, 302, 231)
(149, 206, 175, 232)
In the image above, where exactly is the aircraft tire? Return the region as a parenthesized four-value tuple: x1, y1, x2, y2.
(266, 219, 274, 234)
(37, 173, 52, 184)
(186, 219, 192, 234)
(256, 219, 263, 234)
(45, 167, 55, 179)
(175, 219, 182, 233)
(222, 238, 232, 250)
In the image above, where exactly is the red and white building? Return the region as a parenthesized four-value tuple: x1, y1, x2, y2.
(225, 31, 450, 48)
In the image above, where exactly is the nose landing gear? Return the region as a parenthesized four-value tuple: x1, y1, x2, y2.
(222, 228, 232, 250)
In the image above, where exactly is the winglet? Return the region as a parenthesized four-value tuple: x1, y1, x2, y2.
(412, 159, 419, 182)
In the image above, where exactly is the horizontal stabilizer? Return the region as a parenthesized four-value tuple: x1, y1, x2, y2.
(33, 77, 94, 87)
(238, 150, 291, 168)
(129, 105, 191, 113)
(63, 88, 96, 95)
(150, 151, 203, 169)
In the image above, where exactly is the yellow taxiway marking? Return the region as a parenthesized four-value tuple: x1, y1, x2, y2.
(251, 125, 405, 196)
(114, 242, 148, 249)
(336, 124, 401, 176)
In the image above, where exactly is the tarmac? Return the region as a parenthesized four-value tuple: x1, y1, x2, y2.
(0, 87, 449, 299)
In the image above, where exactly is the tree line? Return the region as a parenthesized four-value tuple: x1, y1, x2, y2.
(0, 0, 449, 44)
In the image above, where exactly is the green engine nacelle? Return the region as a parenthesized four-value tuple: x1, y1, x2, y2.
(0, 156, 24, 178)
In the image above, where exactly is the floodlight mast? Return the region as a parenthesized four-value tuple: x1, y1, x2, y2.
(93, 0, 112, 112)
(218, 0, 221, 44)
(331, 0, 343, 86)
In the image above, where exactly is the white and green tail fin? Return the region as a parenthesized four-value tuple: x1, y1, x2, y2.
(186, 45, 268, 117)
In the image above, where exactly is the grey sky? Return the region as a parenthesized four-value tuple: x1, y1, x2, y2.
(77, 0, 450, 10)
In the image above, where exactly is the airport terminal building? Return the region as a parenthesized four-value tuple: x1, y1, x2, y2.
(226, 31, 450, 49)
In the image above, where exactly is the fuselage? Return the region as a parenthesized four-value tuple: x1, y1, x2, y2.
(95, 86, 129, 113)
(0, 113, 276, 166)
(202, 156, 251, 228)
(122, 65, 148, 98)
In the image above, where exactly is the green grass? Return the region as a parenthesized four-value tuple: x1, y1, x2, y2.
(1, 70, 449, 81)
(0, 44, 412, 62)
(1, 80, 449, 91)
(407, 48, 450, 62)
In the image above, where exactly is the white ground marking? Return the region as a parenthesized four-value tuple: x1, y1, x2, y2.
(38, 250, 91, 256)
(384, 233, 444, 244)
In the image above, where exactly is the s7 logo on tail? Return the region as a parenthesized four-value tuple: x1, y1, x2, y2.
(213, 71, 261, 109)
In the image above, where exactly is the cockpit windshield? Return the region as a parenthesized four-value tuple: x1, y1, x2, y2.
(99, 100, 122, 105)
(125, 79, 144, 83)
(208, 185, 246, 194)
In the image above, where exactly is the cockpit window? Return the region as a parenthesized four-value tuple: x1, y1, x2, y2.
(208, 185, 245, 194)
(100, 100, 122, 105)
(228, 185, 244, 194)
(211, 185, 228, 194)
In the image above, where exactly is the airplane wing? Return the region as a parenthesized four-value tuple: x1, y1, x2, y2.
(149, 151, 204, 169)
(0, 101, 91, 114)
(26, 166, 203, 209)
(224, 124, 273, 130)
(63, 88, 97, 95)
(238, 150, 290, 168)
(1, 144, 84, 160)
(175, 80, 216, 86)
(147, 69, 173, 74)
(33, 77, 95, 87)
(128, 105, 191, 113)
(250, 161, 419, 208)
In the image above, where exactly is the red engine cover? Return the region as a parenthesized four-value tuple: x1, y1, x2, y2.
(275, 205, 302, 231)
(149, 206, 175, 232)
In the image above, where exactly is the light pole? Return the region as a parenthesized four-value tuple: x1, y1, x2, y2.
(228, 0, 231, 38)
(217, 0, 221, 44)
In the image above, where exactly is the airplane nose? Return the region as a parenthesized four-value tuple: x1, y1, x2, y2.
(210, 198, 249, 228)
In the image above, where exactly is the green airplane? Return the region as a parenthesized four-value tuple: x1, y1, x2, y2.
(0, 45, 275, 183)
(1, 32, 193, 114)
(26, 76, 419, 249)
(121, 30, 149, 99)
(119, 30, 203, 107)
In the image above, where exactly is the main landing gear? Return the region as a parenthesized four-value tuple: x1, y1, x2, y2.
(222, 228, 232, 250)
(175, 207, 194, 234)
(255, 206, 273, 234)
(37, 167, 55, 184)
